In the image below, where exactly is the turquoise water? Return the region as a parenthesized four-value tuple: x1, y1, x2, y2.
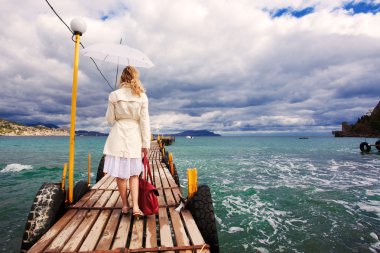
(1, 136, 380, 252)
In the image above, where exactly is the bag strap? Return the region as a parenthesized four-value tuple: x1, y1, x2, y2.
(143, 154, 154, 183)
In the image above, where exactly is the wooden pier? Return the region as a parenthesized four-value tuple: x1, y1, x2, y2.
(28, 142, 210, 253)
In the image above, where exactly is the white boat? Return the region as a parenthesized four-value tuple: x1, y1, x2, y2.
(186, 136, 194, 139)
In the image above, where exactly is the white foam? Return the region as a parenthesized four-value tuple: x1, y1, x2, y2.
(228, 226, 244, 233)
(370, 232, 379, 241)
(358, 202, 380, 217)
(1, 163, 33, 173)
(254, 247, 270, 253)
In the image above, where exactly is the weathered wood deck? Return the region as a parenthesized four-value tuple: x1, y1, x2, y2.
(28, 142, 209, 253)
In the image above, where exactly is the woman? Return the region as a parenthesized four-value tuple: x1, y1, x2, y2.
(103, 66, 151, 217)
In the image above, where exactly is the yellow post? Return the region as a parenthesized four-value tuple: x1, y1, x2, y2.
(169, 153, 174, 175)
(187, 168, 198, 198)
(68, 34, 81, 203)
(88, 153, 91, 186)
(61, 163, 68, 191)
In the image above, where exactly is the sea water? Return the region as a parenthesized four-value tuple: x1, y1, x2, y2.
(0, 136, 379, 252)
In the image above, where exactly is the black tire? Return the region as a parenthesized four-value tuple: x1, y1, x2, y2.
(188, 185, 219, 253)
(162, 155, 168, 164)
(375, 140, 380, 151)
(172, 164, 180, 187)
(73, 180, 90, 204)
(96, 155, 105, 183)
(360, 142, 371, 152)
(21, 183, 65, 252)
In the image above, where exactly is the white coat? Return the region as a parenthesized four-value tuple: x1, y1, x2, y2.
(103, 87, 151, 158)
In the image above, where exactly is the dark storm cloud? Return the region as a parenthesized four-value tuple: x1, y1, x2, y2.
(2, 0, 380, 135)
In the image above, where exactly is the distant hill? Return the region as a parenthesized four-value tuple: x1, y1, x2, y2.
(26, 122, 59, 129)
(332, 101, 380, 137)
(0, 119, 68, 136)
(174, 130, 221, 136)
(76, 130, 108, 136)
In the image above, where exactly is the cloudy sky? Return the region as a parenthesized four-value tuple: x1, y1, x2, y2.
(1, 0, 380, 135)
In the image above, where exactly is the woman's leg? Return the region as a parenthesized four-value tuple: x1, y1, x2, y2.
(116, 177, 129, 212)
(129, 175, 140, 213)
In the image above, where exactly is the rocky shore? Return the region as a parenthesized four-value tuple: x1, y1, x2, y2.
(332, 101, 380, 137)
(0, 119, 69, 136)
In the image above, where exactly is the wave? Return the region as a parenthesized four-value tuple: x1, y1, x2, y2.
(1, 163, 33, 173)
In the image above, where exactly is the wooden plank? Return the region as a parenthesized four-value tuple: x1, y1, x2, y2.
(44, 210, 88, 252)
(76, 190, 114, 251)
(106, 190, 120, 207)
(27, 209, 77, 253)
(145, 215, 157, 250)
(181, 210, 210, 253)
(73, 189, 96, 207)
(94, 190, 113, 207)
(129, 218, 144, 249)
(158, 207, 174, 253)
(112, 213, 132, 249)
(161, 165, 181, 204)
(92, 174, 110, 189)
(95, 209, 121, 250)
(99, 175, 114, 189)
(108, 179, 118, 190)
(79, 210, 110, 251)
(83, 190, 104, 208)
(152, 162, 166, 207)
(157, 162, 176, 206)
(172, 187, 182, 204)
(169, 208, 191, 253)
(60, 210, 99, 252)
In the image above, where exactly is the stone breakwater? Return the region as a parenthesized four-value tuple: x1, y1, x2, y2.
(0, 119, 69, 136)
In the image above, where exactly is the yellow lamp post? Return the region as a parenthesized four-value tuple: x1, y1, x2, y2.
(68, 18, 87, 203)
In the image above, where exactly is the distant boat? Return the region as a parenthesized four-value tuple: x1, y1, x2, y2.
(299, 137, 309, 139)
(186, 136, 194, 139)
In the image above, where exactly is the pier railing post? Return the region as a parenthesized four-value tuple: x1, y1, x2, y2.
(87, 153, 91, 186)
(68, 18, 86, 203)
(169, 152, 174, 175)
(187, 168, 198, 198)
(61, 163, 68, 191)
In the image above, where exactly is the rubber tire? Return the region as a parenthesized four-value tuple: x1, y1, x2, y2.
(96, 155, 105, 183)
(375, 140, 380, 151)
(188, 185, 219, 253)
(360, 142, 371, 152)
(173, 164, 180, 187)
(162, 155, 168, 164)
(21, 183, 65, 252)
(73, 180, 90, 204)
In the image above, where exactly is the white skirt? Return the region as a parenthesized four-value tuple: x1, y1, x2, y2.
(104, 155, 143, 179)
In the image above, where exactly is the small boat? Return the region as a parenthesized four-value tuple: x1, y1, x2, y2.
(186, 136, 194, 139)
(299, 137, 309, 139)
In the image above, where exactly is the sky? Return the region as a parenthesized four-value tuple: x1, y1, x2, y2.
(1, 0, 380, 135)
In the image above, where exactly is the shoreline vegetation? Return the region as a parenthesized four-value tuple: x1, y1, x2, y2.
(0, 119, 69, 136)
(332, 101, 380, 137)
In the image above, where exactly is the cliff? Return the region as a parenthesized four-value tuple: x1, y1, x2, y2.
(332, 101, 380, 137)
(0, 119, 69, 136)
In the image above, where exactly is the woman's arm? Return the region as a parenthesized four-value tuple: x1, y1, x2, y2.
(140, 94, 151, 149)
(106, 95, 116, 125)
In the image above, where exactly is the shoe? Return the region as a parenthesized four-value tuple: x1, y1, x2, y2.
(133, 209, 144, 220)
(122, 206, 130, 214)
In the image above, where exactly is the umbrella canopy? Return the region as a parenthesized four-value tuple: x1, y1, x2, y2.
(81, 43, 154, 68)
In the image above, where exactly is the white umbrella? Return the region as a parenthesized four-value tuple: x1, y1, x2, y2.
(81, 43, 154, 68)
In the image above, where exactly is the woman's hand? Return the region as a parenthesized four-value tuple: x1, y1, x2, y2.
(142, 148, 149, 157)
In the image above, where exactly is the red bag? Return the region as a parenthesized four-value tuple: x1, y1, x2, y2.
(138, 155, 159, 215)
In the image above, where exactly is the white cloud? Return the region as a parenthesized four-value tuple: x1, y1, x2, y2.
(1, 0, 380, 135)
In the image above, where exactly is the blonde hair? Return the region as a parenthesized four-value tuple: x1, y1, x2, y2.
(119, 66, 145, 96)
